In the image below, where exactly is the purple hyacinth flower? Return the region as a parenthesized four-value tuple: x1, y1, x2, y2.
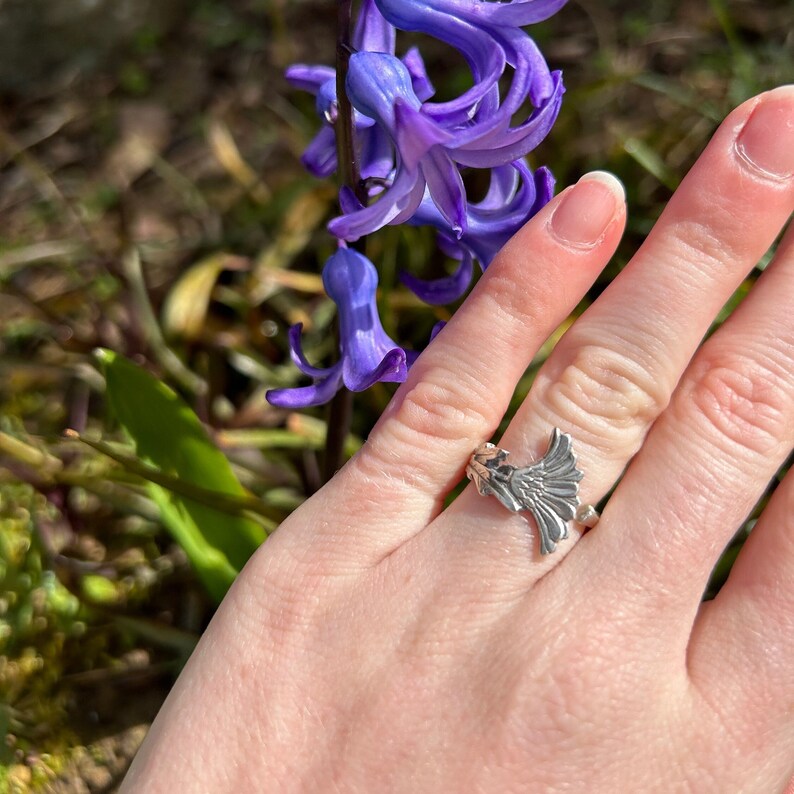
(285, 0, 434, 181)
(266, 248, 412, 408)
(329, 50, 561, 242)
(329, 52, 468, 241)
(374, 0, 565, 130)
(400, 161, 555, 304)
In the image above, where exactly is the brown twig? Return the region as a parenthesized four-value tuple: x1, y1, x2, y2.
(322, 0, 362, 484)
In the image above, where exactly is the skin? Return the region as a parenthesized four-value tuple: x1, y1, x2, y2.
(122, 86, 794, 793)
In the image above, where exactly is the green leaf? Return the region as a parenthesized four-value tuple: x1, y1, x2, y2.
(97, 349, 267, 602)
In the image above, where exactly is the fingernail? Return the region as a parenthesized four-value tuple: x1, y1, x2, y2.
(735, 85, 794, 181)
(550, 171, 625, 249)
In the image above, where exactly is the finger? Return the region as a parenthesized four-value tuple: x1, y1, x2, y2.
(423, 85, 794, 588)
(572, 208, 794, 644)
(684, 234, 794, 721)
(283, 172, 626, 565)
(685, 460, 794, 745)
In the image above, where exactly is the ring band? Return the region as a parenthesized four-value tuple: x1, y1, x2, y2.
(466, 428, 599, 555)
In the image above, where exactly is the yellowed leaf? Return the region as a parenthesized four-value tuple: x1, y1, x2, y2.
(207, 118, 271, 203)
(162, 253, 248, 341)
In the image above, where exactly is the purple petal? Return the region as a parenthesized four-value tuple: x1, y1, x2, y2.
(338, 185, 362, 216)
(266, 365, 343, 408)
(353, 0, 396, 53)
(400, 253, 474, 304)
(404, 349, 421, 367)
(346, 52, 421, 129)
(497, 25, 555, 108)
(479, 0, 569, 27)
(531, 165, 555, 212)
(472, 160, 537, 228)
(315, 78, 339, 124)
(393, 100, 450, 170)
(423, 84, 501, 129)
(402, 46, 435, 102)
(390, 174, 432, 226)
(450, 74, 564, 167)
(461, 162, 548, 266)
(322, 249, 411, 389)
(436, 230, 465, 259)
(328, 164, 424, 241)
(359, 125, 395, 181)
(375, 0, 507, 124)
(447, 39, 552, 151)
(343, 347, 408, 391)
(473, 67, 562, 151)
(285, 64, 336, 94)
(287, 323, 331, 378)
(300, 125, 338, 178)
(406, 161, 555, 269)
(475, 164, 520, 211)
(420, 146, 467, 237)
(429, 320, 446, 342)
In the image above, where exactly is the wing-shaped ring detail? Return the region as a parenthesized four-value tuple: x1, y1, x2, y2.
(466, 428, 584, 555)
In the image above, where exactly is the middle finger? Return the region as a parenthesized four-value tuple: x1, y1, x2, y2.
(418, 86, 794, 593)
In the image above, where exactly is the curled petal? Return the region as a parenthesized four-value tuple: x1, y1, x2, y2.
(329, 164, 425, 241)
(450, 74, 564, 167)
(477, 164, 521, 210)
(376, 0, 506, 121)
(266, 365, 344, 408)
(404, 348, 422, 367)
(463, 162, 554, 266)
(344, 347, 408, 391)
(436, 230, 465, 259)
(287, 323, 331, 378)
(338, 185, 362, 216)
(408, 161, 555, 271)
(494, 24, 555, 107)
(471, 159, 539, 228)
(400, 252, 474, 304)
(470, 69, 563, 150)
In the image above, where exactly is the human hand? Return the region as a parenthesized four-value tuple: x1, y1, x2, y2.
(122, 86, 794, 792)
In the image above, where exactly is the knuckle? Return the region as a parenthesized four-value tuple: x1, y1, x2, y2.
(541, 343, 669, 434)
(346, 370, 502, 495)
(389, 374, 498, 446)
(671, 216, 735, 276)
(238, 540, 338, 642)
(481, 269, 543, 334)
(668, 185, 752, 275)
(237, 567, 317, 649)
(685, 353, 788, 456)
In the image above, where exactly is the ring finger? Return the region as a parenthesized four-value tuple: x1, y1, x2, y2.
(421, 85, 794, 593)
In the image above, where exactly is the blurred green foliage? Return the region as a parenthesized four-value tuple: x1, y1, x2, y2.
(100, 348, 269, 602)
(0, 484, 82, 772)
(0, 0, 791, 787)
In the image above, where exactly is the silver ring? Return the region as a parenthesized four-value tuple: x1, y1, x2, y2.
(466, 428, 599, 555)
